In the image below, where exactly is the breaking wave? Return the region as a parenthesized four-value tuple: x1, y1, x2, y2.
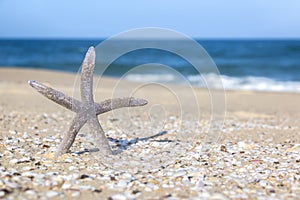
(125, 73, 300, 93)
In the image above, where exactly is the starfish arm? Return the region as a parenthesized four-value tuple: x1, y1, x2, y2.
(95, 97, 148, 115)
(81, 46, 96, 103)
(28, 80, 82, 112)
(55, 114, 86, 157)
(88, 115, 113, 155)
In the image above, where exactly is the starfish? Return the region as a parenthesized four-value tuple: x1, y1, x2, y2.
(28, 46, 148, 157)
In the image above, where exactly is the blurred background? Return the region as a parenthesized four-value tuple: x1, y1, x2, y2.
(0, 0, 300, 92)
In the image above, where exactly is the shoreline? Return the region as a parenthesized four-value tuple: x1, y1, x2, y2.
(1, 67, 300, 95)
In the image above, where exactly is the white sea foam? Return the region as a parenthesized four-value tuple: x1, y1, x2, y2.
(124, 74, 176, 82)
(192, 74, 300, 93)
(124, 73, 300, 93)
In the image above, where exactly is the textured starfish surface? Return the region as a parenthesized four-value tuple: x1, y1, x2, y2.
(28, 47, 148, 157)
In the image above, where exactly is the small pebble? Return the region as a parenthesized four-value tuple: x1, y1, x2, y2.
(0, 191, 6, 197)
(68, 166, 77, 171)
(46, 191, 60, 198)
(9, 159, 19, 165)
(71, 191, 81, 197)
(65, 158, 73, 163)
(25, 190, 36, 196)
(110, 194, 127, 200)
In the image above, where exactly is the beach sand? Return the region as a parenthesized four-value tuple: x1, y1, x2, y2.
(0, 68, 299, 199)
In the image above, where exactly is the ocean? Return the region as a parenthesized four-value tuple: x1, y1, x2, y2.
(0, 39, 300, 92)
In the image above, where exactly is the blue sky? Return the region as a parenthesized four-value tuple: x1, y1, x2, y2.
(0, 0, 300, 38)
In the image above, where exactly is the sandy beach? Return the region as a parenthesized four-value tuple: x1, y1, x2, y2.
(0, 68, 300, 199)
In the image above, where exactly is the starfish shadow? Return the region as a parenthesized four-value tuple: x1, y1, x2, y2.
(108, 130, 179, 154)
(73, 130, 179, 155)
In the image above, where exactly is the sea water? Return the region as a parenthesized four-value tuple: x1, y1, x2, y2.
(0, 39, 299, 92)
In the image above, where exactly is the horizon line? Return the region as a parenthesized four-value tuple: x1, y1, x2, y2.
(0, 36, 300, 41)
